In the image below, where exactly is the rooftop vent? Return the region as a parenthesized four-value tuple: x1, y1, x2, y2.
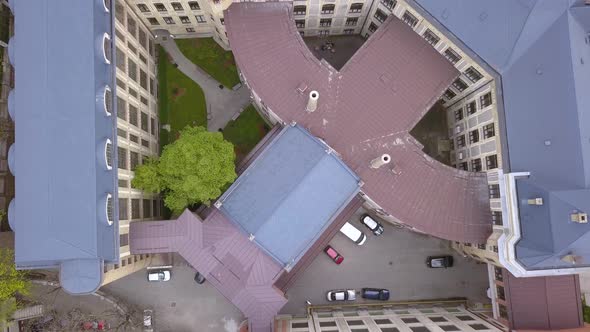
(571, 212, 588, 224)
(527, 198, 543, 206)
(561, 253, 583, 265)
(296, 82, 308, 94)
(306, 90, 319, 113)
(370, 154, 391, 169)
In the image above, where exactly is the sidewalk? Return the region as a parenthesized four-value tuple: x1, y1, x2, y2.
(154, 30, 252, 132)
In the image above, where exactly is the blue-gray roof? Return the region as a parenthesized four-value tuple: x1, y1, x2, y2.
(7, 0, 119, 294)
(413, 0, 590, 269)
(217, 124, 360, 267)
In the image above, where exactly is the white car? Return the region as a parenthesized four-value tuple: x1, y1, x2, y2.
(326, 289, 356, 301)
(143, 309, 154, 332)
(147, 270, 171, 282)
(361, 214, 384, 236)
(340, 222, 367, 245)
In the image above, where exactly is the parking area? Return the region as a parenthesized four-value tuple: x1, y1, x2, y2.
(102, 266, 244, 332)
(280, 208, 490, 315)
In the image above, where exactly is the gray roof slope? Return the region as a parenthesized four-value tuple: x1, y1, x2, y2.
(8, 0, 118, 294)
(217, 124, 360, 267)
(414, 0, 590, 269)
(225, 2, 493, 243)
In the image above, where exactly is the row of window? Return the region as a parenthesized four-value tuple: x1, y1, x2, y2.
(117, 145, 153, 171)
(295, 17, 360, 29)
(138, 1, 201, 13)
(104, 253, 150, 273)
(453, 123, 495, 149)
(147, 14, 207, 25)
(117, 96, 157, 136)
(293, 3, 364, 16)
(453, 92, 493, 121)
(118, 197, 160, 220)
(314, 315, 490, 332)
(115, 2, 155, 57)
(454, 154, 498, 172)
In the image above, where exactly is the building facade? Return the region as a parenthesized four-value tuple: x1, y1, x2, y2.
(103, 0, 165, 285)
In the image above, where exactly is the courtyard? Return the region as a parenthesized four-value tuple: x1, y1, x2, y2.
(281, 208, 489, 315)
(304, 35, 366, 70)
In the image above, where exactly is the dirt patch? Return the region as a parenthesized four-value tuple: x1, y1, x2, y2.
(223, 59, 234, 69)
(257, 123, 269, 137)
(171, 85, 186, 101)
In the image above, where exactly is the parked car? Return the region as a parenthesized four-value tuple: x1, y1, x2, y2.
(426, 255, 454, 268)
(360, 214, 384, 236)
(324, 245, 344, 264)
(340, 222, 367, 245)
(361, 288, 390, 301)
(143, 309, 154, 332)
(326, 289, 356, 301)
(147, 269, 171, 282)
(194, 271, 206, 284)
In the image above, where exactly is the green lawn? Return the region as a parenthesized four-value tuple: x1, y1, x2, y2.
(223, 105, 270, 162)
(158, 46, 207, 147)
(175, 38, 241, 89)
(584, 299, 590, 323)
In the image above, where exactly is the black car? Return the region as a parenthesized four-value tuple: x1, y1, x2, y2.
(426, 255, 454, 268)
(194, 271, 206, 284)
(360, 214, 384, 236)
(361, 288, 390, 301)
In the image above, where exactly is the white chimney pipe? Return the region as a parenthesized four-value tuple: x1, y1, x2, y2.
(370, 154, 391, 169)
(306, 90, 319, 113)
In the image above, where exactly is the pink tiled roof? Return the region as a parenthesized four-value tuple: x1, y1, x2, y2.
(225, 2, 492, 243)
(129, 210, 287, 332)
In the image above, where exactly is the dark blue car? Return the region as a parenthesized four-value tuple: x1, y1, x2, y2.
(361, 288, 390, 301)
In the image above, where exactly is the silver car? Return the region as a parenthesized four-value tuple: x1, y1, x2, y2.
(143, 309, 154, 332)
(326, 289, 356, 301)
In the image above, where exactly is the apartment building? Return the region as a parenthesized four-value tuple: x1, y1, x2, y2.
(0, 2, 12, 228)
(103, 0, 164, 285)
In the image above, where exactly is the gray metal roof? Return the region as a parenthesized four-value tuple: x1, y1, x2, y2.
(7, 0, 119, 294)
(216, 124, 360, 267)
(413, 0, 590, 269)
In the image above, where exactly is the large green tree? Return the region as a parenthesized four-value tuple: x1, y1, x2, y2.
(0, 249, 29, 302)
(132, 126, 236, 214)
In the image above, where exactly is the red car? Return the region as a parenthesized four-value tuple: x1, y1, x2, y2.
(324, 245, 344, 264)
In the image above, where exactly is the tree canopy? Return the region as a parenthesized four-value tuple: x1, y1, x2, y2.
(132, 126, 236, 214)
(0, 248, 29, 302)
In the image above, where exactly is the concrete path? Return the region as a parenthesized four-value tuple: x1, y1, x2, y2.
(154, 30, 252, 132)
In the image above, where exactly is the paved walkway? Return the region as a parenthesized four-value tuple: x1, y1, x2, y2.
(154, 30, 252, 131)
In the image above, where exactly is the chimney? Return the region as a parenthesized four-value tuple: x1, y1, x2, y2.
(370, 154, 391, 169)
(306, 90, 319, 113)
(527, 198, 543, 205)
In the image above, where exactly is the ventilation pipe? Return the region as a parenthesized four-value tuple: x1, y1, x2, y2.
(370, 154, 391, 169)
(306, 90, 319, 113)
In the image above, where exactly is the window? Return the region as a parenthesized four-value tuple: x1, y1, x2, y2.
(115, 1, 125, 23)
(486, 154, 498, 169)
(471, 158, 482, 172)
(186, 27, 195, 32)
(456, 134, 466, 148)
(444, 48, 461, 65)
(119, 198, 128, 220)
(117, 78, 126, 90)
(171, 2, 183, 11)
(465, 66, 483, 83)
(454, 108, 463, 121)
(458, 162, 468, 170)
(130, 151, 140, 170)
(131, 199, 141, 219)
(118, 147, 128, 169)
(129, 105, 138, 126)
(127, 17, 137, 37)
(483, 123, 495, 139)
(480, 92, 492, 107)
(488, 184, 500, 198)
(120, 233, 129, 247)
(319, 30, 330, 36)
(443, 89, 456, 100)
(140, 70, 148, 90)
(139, 54, 147, 65)
(344, 29, 354, 35)
(492, 245, 498, 253)
(492, 211, 502, 225)
(143, 199, 152, 218)
(118, 179, 128, 188)
(163, 17, 174, 24)
(189, 1, 200, 10)
(402, 11, 418, 28)
(295, 20, 305, 28)
(154, 3, 166, 11)
(294, 5, 306, 15)
(321, 4, 335, 14)
(115, 28, 125, 43)
(129, 134, 139, 143)
(422, 29, 439, 46)
(347, 320, 364, 326)
(128, 59, 138, 81)
(299, 31, 305, 37)
(381, 0, 397, 10)
(429, 317, 447, 323)
(320, 18, 332, 27)
(452, 78, 468, 92)
(127, 42, 137, 55)
(116, 47, 126, 72)
(349, 3, 363, 13)
(466, 101, 477, 115)
(153, 200, 159, 217)
(220, 18, 225, 25)
(147, 17, 159, 25)
(494, 266, 503, 281)
(346, 17, 358, 26)
(180, 16, 190, 24)
(470, 324, 489, 331)
(141, 112, 149, 132)
(469, 129, 479, 143)
(477, 243, 486, 249)
(499, 304, 508, 319)
(496, 285, 506, 301)
(137, 4, 149, 12)
(117, 96, 126, 120)
(292, 322, 308, 328)
(440, 325, 460, 331)
(142, 139, 150, 148)
(368, 22, 378, 33)
(410, 328, 430, 332)
(138, 30, 147, 50)
(117, 128, 127, 138)
(401, 318, 419, 324)
(374, 9, 388, 23)
(195, 15, 206, 23)
(464, 242, 472, 247)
